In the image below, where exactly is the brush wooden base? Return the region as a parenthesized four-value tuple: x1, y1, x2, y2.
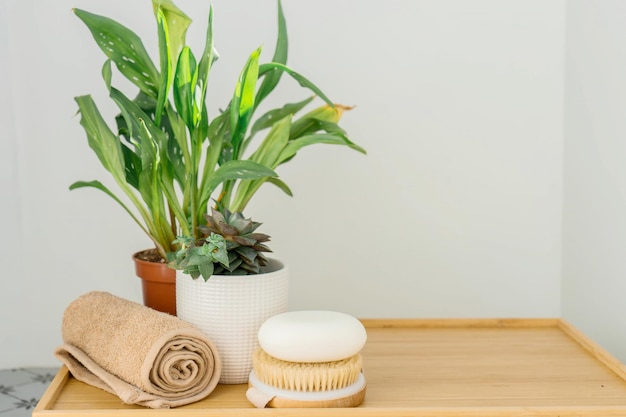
(263, 385, 366, 408)
(33, 319, 626, 416)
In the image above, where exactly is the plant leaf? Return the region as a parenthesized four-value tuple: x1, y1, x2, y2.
(154, 8, 172, 126)
(102, 59, 113, 91)
(74, 95, 125, 177)
(73, 8, 159, 97)
(152, 0, 191, 69)
(198, 261, 214, 282)
(230, 117, 290, 211)
(69, 180, 151, 239)
(266, 177, 293, 196)
(109, 89, 166, 157)
(250, 115, 291, 168)
(277, 133, 366, 166)
(249, 96, 313, 139)
(196, 6, 217, 119)
(164, 105, 189, 185)
(254, 0, 287, 108)
(173, 46, 198, 130)
(200, 110, 227, 202)
(121, 144, 141, 190)
(289, 103, 350, 139)
(136, 120, 160, 215)
(199, 160, 277, 209)
(259, 62, 334, 108)
(231, 47, 261, 159)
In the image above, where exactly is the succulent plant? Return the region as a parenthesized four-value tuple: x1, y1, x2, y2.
(170, 233, 229, 280)
(201, 208, 271, 275)
(170, 208, 272, 280)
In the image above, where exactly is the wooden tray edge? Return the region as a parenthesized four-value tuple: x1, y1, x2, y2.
(360, 318, 560, 328)
(558, 319, 626, 381)
(32, 365, 70, 415)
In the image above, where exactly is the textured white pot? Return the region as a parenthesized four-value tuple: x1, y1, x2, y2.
(176, 259, 288, 384)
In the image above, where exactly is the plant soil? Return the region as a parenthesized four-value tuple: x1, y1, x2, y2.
(135, 248, 166, 263)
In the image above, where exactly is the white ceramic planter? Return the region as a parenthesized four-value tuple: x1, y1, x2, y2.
(176, 259, 289, 384)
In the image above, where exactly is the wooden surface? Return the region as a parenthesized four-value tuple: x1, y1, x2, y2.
(33, 319, 626, 416)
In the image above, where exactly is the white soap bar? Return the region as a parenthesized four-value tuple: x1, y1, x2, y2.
(258, 310, 367, 363)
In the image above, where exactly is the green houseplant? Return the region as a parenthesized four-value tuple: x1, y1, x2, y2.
(71, 0, 365, 316)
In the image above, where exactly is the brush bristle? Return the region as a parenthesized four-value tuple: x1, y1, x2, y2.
(253, 349, 363, 392)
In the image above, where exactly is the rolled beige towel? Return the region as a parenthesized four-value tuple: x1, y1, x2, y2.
(54, 291, 221, 408)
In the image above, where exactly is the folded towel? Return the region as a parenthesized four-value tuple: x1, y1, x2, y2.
(54, 291, 221, 408)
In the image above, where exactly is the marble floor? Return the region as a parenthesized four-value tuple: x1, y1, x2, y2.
(0, 368, 58, 416)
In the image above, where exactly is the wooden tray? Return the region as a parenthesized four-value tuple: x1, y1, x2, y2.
(33, 319, 626, 416)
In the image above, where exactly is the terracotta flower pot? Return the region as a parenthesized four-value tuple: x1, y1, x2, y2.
(133, 250, 176, 315)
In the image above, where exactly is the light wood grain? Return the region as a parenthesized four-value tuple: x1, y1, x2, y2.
(33, 319, 626, 416)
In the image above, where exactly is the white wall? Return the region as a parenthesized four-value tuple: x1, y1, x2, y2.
(0, 0, 24, 358)
(1, 0, 565, 367)
(562, 1, 626, 363)
(271, 0, 564, 319)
